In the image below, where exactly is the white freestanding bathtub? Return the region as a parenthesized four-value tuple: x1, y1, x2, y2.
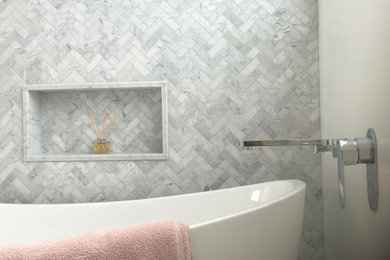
(0, 180, 305, 260)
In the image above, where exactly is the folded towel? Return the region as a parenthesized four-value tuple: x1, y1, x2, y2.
(0, 219, 192, 260)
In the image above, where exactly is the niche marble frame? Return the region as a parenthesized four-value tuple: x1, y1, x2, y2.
(23, 81, 169, 161)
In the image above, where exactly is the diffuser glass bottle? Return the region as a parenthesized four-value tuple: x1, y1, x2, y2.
(92, 138, 111, 154)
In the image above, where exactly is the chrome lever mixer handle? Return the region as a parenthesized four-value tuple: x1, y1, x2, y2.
(337, 145, 345, 209)
(332, 138, 358, 209)
(335, 141, 346, 209)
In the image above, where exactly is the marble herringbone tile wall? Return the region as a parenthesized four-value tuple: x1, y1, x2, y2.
(0, 0, 322, 258)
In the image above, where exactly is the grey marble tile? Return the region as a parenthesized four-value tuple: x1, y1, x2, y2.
(0, 0, 321, 258)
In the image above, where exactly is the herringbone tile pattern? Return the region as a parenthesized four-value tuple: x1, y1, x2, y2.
(0, 0, 322, 258)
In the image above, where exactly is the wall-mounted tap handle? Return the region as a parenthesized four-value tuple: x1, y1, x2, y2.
(331, 132, 377, 211)
(335, 141, 346, 209)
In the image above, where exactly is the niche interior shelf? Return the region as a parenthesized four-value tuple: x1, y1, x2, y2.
(23, 81, 168, 161)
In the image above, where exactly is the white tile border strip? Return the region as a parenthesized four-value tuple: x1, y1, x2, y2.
(22, 81, 169, 162)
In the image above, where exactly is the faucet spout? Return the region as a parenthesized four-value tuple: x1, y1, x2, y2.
(239, 139, 332, 153)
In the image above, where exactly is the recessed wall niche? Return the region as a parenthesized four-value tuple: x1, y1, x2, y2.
(23, 82, 168, 161)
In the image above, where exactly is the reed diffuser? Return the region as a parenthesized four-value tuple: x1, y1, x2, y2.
(84, 113, 117, 154)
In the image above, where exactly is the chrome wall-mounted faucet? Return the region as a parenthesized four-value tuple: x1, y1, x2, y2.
(239, 128, 378, 211)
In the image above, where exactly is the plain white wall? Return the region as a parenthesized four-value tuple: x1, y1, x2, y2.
(319, 0, 390, 259)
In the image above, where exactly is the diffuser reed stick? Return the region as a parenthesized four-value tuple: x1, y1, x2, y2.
(101, 114, 108, 139)
(84, 113, 117, 139)
(102, 115, 118, 138)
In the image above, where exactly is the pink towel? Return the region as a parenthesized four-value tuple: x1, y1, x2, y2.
(0, 220, 192, 260)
